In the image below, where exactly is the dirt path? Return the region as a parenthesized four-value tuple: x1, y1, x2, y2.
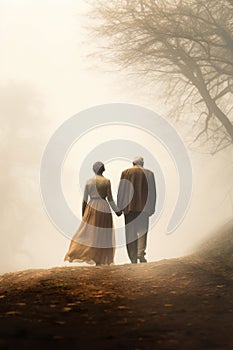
(0, 257, 232, 350)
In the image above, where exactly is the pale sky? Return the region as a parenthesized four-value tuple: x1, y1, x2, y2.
(1, 0, 232, 274)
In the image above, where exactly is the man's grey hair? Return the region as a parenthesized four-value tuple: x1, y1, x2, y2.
(133, 156, 144, 167)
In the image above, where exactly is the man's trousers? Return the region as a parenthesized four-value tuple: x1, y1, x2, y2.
(124, 211, 149, 263)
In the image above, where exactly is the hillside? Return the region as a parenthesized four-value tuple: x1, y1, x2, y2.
(192, 219, 233, 268)
(0, 224, 232, 350)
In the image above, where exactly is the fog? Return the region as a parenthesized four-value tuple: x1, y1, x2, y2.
(0, 0, 232, 274)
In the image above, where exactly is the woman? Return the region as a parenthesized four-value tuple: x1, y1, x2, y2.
(64, 161, 121, 266)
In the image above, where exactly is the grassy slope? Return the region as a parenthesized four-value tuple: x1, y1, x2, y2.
(0, 222, 232, 349)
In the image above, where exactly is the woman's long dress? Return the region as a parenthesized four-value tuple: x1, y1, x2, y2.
(64, 175, 119, 265)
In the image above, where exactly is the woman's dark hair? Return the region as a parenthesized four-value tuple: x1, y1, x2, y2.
(93, 161, 105, 174)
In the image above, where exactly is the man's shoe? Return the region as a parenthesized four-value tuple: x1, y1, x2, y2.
(138, 256, 147, 263)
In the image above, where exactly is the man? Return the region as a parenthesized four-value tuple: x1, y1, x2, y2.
(117, 156, 156, 264)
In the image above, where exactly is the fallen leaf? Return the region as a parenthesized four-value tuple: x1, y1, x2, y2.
(117, 305, 129, 310)
(55, 321, 66, 325)
(5, 311, 21, 316)
(62, 307, 72, 312)
(53, 335, 64, 340)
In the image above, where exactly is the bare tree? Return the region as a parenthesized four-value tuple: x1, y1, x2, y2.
(86, 0, 233, 153)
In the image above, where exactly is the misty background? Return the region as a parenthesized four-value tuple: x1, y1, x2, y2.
(1, 0, 233, 274)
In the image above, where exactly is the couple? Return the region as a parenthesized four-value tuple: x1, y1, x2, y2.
(64, 156, 156, 266)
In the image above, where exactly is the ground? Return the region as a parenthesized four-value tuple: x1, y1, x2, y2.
(0, 225, 232, 350)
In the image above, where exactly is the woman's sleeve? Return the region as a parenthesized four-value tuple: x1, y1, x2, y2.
(82, 184, 89, 216)
(107, 180, 120, 213)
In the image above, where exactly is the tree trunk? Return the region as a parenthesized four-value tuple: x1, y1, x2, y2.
(181, 54, 233, 142)
(195, 78, 233, 142)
